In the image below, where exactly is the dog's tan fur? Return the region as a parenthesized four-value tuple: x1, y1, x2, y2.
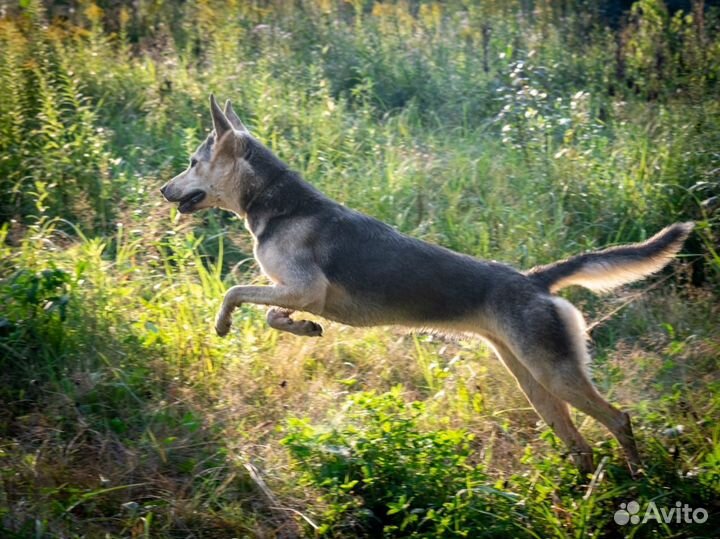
(160, 96, 694, 475)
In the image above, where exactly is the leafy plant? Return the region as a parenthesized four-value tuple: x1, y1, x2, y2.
(283, 388, 524, 537)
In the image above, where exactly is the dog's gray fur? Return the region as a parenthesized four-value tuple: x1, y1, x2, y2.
(161, 95, 694, 474)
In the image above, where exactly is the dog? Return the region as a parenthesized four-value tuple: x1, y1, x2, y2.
(161, 95, 693, 475)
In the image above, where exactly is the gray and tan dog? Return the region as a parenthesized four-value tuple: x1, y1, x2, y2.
(161, 95, 693, 475)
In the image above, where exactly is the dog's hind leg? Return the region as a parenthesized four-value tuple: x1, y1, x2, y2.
(537, 366, 641, 475)
(514, 298, 642, 475)
(491, 341, 595, 474)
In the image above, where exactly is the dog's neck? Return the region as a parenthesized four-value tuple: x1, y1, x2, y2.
(239, 145, 325, 239)
(237, 167, 285, 218)
(228, 140, 289, 217)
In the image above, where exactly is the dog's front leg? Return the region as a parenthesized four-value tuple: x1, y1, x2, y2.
(266, 307, 323, 337)
(215, 284, 325, 337)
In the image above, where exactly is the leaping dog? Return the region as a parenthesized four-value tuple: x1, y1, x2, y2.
(161, 95, 693, 475)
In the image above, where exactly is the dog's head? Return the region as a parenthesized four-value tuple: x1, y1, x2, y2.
(160, 95, 255, 215)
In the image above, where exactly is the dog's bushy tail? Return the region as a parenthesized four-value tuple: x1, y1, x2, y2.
(527, 222, 694, 293)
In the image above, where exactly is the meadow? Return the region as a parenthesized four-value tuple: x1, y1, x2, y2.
(1, 0, 719, 537)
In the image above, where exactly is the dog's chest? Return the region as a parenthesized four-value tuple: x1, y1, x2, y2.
(249, 216, 318, 286)
(254, 235, 312, 286)
(245, 220, 284, 285)
(253, 242, 284, 284)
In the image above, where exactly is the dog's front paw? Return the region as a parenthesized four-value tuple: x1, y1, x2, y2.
(295, 320, 323, 337)
(215, 312, 232, 337)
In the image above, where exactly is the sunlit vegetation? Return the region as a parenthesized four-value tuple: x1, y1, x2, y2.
(1, 1, 719, 536)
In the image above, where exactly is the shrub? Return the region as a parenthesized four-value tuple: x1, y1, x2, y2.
(282, 387, 525, 537)
(0, 4, 118, 231)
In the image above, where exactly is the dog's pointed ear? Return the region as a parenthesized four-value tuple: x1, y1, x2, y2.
(210, 94, 232, 139)
(223, 100, 248, 133)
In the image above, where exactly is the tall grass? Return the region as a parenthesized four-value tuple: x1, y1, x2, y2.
(1, 0, 719, 536)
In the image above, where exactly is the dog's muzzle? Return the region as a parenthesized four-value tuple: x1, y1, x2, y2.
(176, 189, 206, 213)
(162, 186, 207, 214)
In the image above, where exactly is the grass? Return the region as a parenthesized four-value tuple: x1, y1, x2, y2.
(1, 0, 719, 537)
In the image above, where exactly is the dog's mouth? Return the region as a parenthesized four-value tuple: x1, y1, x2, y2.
(177, 189, 207, 213)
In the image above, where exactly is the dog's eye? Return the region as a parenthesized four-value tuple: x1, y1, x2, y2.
(190, 158, 198, 168)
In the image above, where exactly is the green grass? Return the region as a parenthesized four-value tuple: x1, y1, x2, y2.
(1, 0, 719, 537)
